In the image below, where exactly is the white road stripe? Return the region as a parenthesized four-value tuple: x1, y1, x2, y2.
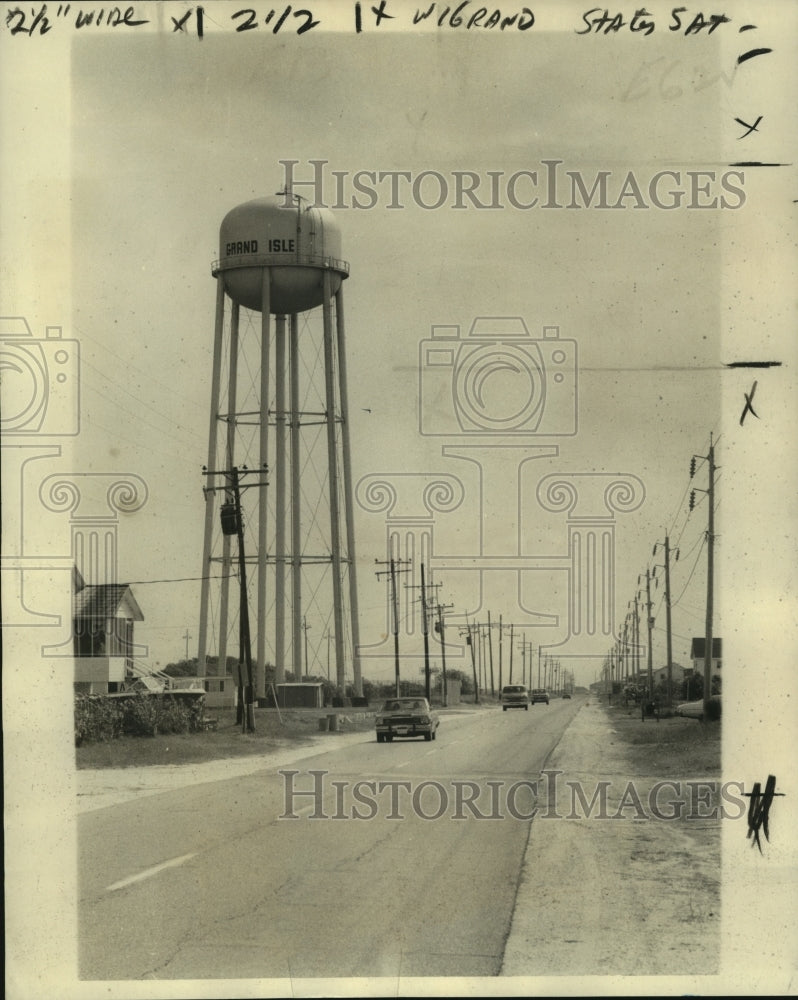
(104, 852, 197, 893)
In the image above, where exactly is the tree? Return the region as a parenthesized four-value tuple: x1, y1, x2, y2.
(163, 658, 198, 677)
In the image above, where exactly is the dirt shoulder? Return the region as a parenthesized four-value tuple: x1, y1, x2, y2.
(501, 697, 722, 979)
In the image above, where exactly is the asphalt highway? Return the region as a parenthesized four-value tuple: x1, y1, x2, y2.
(79, 698, 581, 981)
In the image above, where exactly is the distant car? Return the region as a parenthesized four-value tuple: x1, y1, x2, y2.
(530, 688, 550, 705)
(562, 692, 572, 699)
(501, 684, 529, 711)
(376, 697, 440, 742)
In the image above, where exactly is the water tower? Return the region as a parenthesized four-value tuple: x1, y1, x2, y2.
(197, 193, 362, 701)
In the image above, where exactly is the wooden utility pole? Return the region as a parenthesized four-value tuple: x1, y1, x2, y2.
(690, 435, 717, 717)
(405, 564, 434, 701)
(486, 611, 495, 697)
(375, 557, 412, 697)
(434, 601, 453, 706)
(463, 614, 480, 703)
(704, 437, 716, 718)
(645, 568, 654, 700)
(203, 464, 266, 733)
(498, 614, 503, 691)
(654, 535, 678, 707)
(421, 564, 431, 701)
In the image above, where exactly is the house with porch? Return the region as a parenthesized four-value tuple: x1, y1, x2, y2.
(72, 567, 144, 694)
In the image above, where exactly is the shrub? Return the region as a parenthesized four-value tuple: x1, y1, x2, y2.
(74, 691, 206, 743)
(75, 695, 124, 745)
(125, 693, 162, 736)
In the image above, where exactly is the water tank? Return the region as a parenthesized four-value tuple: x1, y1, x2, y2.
(214, 196, 348, 314)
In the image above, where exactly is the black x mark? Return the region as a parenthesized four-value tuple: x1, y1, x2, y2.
(735, 115, 763, 138)
(740, 380, 759, 425)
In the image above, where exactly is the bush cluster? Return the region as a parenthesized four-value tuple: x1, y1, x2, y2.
(75, 692, 206, 745)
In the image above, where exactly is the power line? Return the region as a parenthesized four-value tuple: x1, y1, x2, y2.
(125, 574, 226, 585)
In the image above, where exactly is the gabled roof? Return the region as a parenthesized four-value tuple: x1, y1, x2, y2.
(690, 637, 722, 658)
(74, 584, 144, 621)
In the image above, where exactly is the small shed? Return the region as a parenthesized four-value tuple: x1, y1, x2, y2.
(275, 682, 324, 709)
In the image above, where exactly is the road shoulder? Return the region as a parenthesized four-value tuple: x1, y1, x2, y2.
(501, 699, 721, 978)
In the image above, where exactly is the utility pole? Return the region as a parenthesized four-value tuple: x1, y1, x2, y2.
(633, 593, 641, 686)
(654, 535, 678, 707)
(498, 614, 503, 691)
(203, 464, 266, 733)
(691, 436, 717, 718)
(462, 614, 480, 704)
(375, 557, 412, 697)
(645, 568, 654, 699)
(183, 628, 192, 664)
(405, 563, 433, 701)
(705, 439, 716, 718)
(487, 611, 495, 697)
(433, 601, 453, 707)
(421, 564, 431, 701)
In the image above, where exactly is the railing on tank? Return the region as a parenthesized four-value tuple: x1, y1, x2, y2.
(211, 253, 350, 277)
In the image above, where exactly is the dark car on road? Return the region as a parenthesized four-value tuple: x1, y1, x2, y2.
(530, 688, 550, 705)
(376, 697, 440, 742)
(501, 684, 529, 711)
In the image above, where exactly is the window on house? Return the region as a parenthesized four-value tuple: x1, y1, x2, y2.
(73, 620, 107, 656)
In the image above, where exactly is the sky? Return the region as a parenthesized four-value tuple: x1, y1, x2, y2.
(8, 5, 789, 691)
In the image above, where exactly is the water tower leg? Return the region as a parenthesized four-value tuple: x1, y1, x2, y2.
(256, 271, 271, 702)
(218, 301, 241, 681)
(198, 277, 226, 677)
(335, 285, 363, 698)
(290, 313, 303, 682)
(322, 271, 346, 697)
(274, 314, 287, 686)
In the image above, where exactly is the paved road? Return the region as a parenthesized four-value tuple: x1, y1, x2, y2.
(79, 698, 581, 981)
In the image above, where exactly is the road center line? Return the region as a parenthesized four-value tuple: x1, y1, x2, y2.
(104, 853, 197, 893)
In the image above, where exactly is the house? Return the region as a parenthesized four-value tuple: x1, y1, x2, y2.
(655, 662, 686, 686)
(72, 567, 144, 694)
(690, 637, 722, 675)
